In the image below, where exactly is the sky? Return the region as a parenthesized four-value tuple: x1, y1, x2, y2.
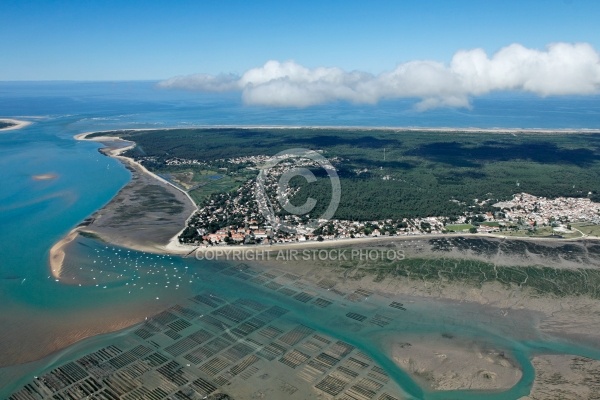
(1, 0, 600, 109)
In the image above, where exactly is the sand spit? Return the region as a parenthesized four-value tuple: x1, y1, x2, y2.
(191, 231, 600, 270)
(76, 132, 195, 199)
(78, 133, 197, 246)
(0, 118, 32, 131)
(49, 230, 78, 279)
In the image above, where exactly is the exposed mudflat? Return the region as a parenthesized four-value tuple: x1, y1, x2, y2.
(523, 355, 600, 399)
(390, 336, 522, 391)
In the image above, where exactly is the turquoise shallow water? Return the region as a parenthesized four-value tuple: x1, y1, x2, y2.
(1, 82, 600, 398)
(3, 237, 600, 399)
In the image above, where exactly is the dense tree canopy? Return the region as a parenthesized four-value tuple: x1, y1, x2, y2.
(93, 128, 600, 220)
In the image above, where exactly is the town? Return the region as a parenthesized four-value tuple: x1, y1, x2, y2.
(173, 154, 600, 246)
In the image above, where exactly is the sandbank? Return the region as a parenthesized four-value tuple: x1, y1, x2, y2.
(388, 336, 522, 391)
(0, 118, 32, 131)
(32, 173, 58, 181)
(48, 229, 78, 279)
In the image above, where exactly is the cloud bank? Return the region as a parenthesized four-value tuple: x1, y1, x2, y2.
(159, 43, 600, 110)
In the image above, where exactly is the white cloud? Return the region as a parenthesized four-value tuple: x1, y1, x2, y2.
(157, 73, 240, 92)
(158, 43, 600, 110)
(450, 43, 600, 96)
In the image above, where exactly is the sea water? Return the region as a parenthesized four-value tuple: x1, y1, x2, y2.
(1, 81, 600, 398)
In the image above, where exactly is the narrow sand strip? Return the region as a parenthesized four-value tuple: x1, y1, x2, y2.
(76, 132, 197, 208)
(49, 229, 79, 279)
(77, 133, 199, 251)
(74, 125, 600, 135)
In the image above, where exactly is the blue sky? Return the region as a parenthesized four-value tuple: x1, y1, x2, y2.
(2, 0, 600, 81)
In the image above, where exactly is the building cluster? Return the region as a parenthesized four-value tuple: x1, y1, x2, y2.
(184, 189, 600, 246)
(169, 150, 600, 246)
(164, 157, 205, 167)
(182, 167, 448, 246)
(493, 192, 600, 227)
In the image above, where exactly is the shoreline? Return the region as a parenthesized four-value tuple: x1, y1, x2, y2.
(192, 230, 600, 255)
(0, 118, 32, 131)
(77, 132, 199, 212)
(50, 218, 600, 280)
(76, 124, 600, 136)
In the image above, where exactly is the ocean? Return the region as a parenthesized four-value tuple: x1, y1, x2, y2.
(1, 81, 600, 398)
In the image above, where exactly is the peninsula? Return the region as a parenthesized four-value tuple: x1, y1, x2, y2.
(35, 126, 600, 400)
(80, 127, 600, 247)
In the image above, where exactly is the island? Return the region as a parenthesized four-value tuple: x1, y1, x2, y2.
(0, 118, 31, 131)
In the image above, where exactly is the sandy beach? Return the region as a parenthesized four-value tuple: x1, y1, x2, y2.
(73, 125, 600, 136)
(75, 131, 194, 194)
(0, 118, 31, 131)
